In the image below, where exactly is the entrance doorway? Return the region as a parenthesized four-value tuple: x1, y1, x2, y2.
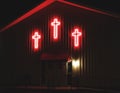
(41, 60, 67, 86)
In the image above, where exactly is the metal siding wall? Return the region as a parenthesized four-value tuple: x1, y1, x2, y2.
(1, 1, 120, 88)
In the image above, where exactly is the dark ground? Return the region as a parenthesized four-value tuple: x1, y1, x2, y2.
(0, 86, 120, 93)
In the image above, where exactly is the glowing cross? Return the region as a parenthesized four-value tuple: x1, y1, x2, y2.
(51, 18, 60, 39)
(32, 32, 41, 49)
(72, 28, 82, 47)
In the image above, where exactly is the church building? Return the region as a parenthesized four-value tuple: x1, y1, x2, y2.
(0, 0, 120, 89)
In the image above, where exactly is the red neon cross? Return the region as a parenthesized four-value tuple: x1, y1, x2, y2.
(51, 18, 60, 39)
(72, 28, 82, 47)
(32, 32, 41, 49)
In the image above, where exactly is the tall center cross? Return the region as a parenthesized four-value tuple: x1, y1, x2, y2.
(51, 18, 60, 39)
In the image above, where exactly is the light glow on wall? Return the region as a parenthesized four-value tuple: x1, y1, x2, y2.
(51, 18, 61, 40)
(32, 31, 41, 49)
(72, 28, 82, 47)
(72, 59, 80, 69)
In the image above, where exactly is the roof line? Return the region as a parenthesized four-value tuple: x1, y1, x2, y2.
(0, 0, 119, 32)
(58, 0, 120, 18)
(0, 0, 55, 32)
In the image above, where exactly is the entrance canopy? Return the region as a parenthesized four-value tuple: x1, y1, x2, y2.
(40, 52, 69, 61)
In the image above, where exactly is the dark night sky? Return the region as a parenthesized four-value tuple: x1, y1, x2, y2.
(0, 0, 119, 29)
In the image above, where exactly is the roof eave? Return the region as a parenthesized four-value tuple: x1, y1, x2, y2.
(59, 0, 120, 18)
(0, 0, 119, 32)
(0, 0, 55, 32)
